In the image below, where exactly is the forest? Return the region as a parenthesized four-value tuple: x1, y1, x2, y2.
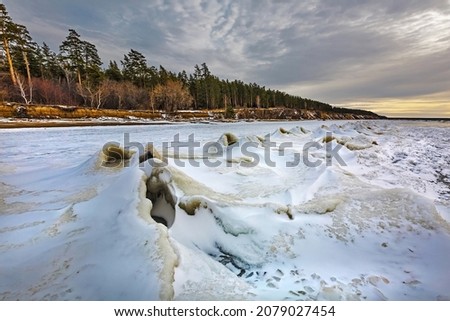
(0, 4, 373, 117)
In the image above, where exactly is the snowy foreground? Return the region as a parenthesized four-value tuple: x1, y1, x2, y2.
(0, 120, 449, 301)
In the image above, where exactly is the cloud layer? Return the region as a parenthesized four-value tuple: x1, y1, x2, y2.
(4, 0, 450, 116)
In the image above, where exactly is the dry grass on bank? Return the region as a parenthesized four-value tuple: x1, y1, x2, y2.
(0, 103, 162, 120)
(0, 102, 380, 129)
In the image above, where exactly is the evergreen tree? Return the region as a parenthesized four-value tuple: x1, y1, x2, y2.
(192, 64, 202, 108)
(40, 42, 61, 80)
(158, 65, 169, 84)
(121, 49, 149, 87)
(82, 40, 102, 85)
(177, 70, 188, 87)
(105, 60, 122, 81)
(0, 4, 19, 84)
(224, 104, 235, 118)
(11, 24, 39, 74)
(0, 6, 38, 104)
(11, 24, 36, 103)
(59, 29, 85, 86)
(201, 62, 211, 109)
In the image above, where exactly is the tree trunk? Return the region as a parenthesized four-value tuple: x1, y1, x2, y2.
(150, 89, 155, 112)
(14, 70, 31, 104)
(23, 51, 33, 103)
(77, 69, 82, 87)
(3, 38, 17, 85)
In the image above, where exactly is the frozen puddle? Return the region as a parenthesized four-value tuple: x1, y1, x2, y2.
(0, 120, 449, 300)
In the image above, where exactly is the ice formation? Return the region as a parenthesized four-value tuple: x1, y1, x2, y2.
(1, 120, 449, 300)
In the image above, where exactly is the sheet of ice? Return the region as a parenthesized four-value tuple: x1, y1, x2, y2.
(1, 120, 449, 300)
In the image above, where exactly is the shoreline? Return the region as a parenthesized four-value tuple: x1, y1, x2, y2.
(1, 117, 447, 129)
(0, 117, 367, 129)
(0, 103, 384, 129)
(0, 119, 177, 129)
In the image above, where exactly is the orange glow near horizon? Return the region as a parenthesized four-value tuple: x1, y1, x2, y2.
(336, 97, 450, 118)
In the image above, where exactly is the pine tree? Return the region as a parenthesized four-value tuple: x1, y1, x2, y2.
(12, 24, 36, 103)
(159, 65, 169, 84)
(40, 42, 61, 80)
(105, 60, 122, 81)
(59, 29, 84, 86)
(192, 64, 202, 108)
(0, 4, 18, 84)
(121, 49, 149, 87)
(82, 40, 102, 85)
(224, 98, 235, 119)
(0, 5, 37, 104)
(177, 70, 188, 87)
(201, 62, 211, 109)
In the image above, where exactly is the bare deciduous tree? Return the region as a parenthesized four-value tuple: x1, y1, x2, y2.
(14, 70, 32, 104)
(151, 80, 193, 112)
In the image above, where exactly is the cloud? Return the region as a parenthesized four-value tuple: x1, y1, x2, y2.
(3, 0, 450, 117)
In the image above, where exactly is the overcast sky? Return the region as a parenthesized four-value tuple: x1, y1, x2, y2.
(3, 0, 450, 117)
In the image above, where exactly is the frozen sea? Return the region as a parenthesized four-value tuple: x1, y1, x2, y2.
(0, 120, 449, 300)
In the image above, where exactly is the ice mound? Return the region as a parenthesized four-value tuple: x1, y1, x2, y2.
(178, 196, 208, 216)
(289, 126, 310, 134)
(218, 132, 239, 146)
(100, 142, 135, 167)
(339, 135, 377, 151)
(297, 196, 344, 215)
(312, 123, 378, 151)
(237, 134, 266, 146)
(270, 127, 292, 138)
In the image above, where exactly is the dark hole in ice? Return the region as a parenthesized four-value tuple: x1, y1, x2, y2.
(151, 215, 168, 226)
(148, 191, 176, 228)
(145, 167, 177, 229)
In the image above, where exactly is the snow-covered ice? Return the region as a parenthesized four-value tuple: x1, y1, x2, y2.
(0, 120, 449, 300)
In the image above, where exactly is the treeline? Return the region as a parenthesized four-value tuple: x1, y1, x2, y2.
(0, 4, 374, 116)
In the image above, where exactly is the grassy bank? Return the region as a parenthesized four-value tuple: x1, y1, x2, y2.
(0, 102, 383, 129)
(0, 103, 162, 119)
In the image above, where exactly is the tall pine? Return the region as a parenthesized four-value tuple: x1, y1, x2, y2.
(0, 4, 18, 84)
